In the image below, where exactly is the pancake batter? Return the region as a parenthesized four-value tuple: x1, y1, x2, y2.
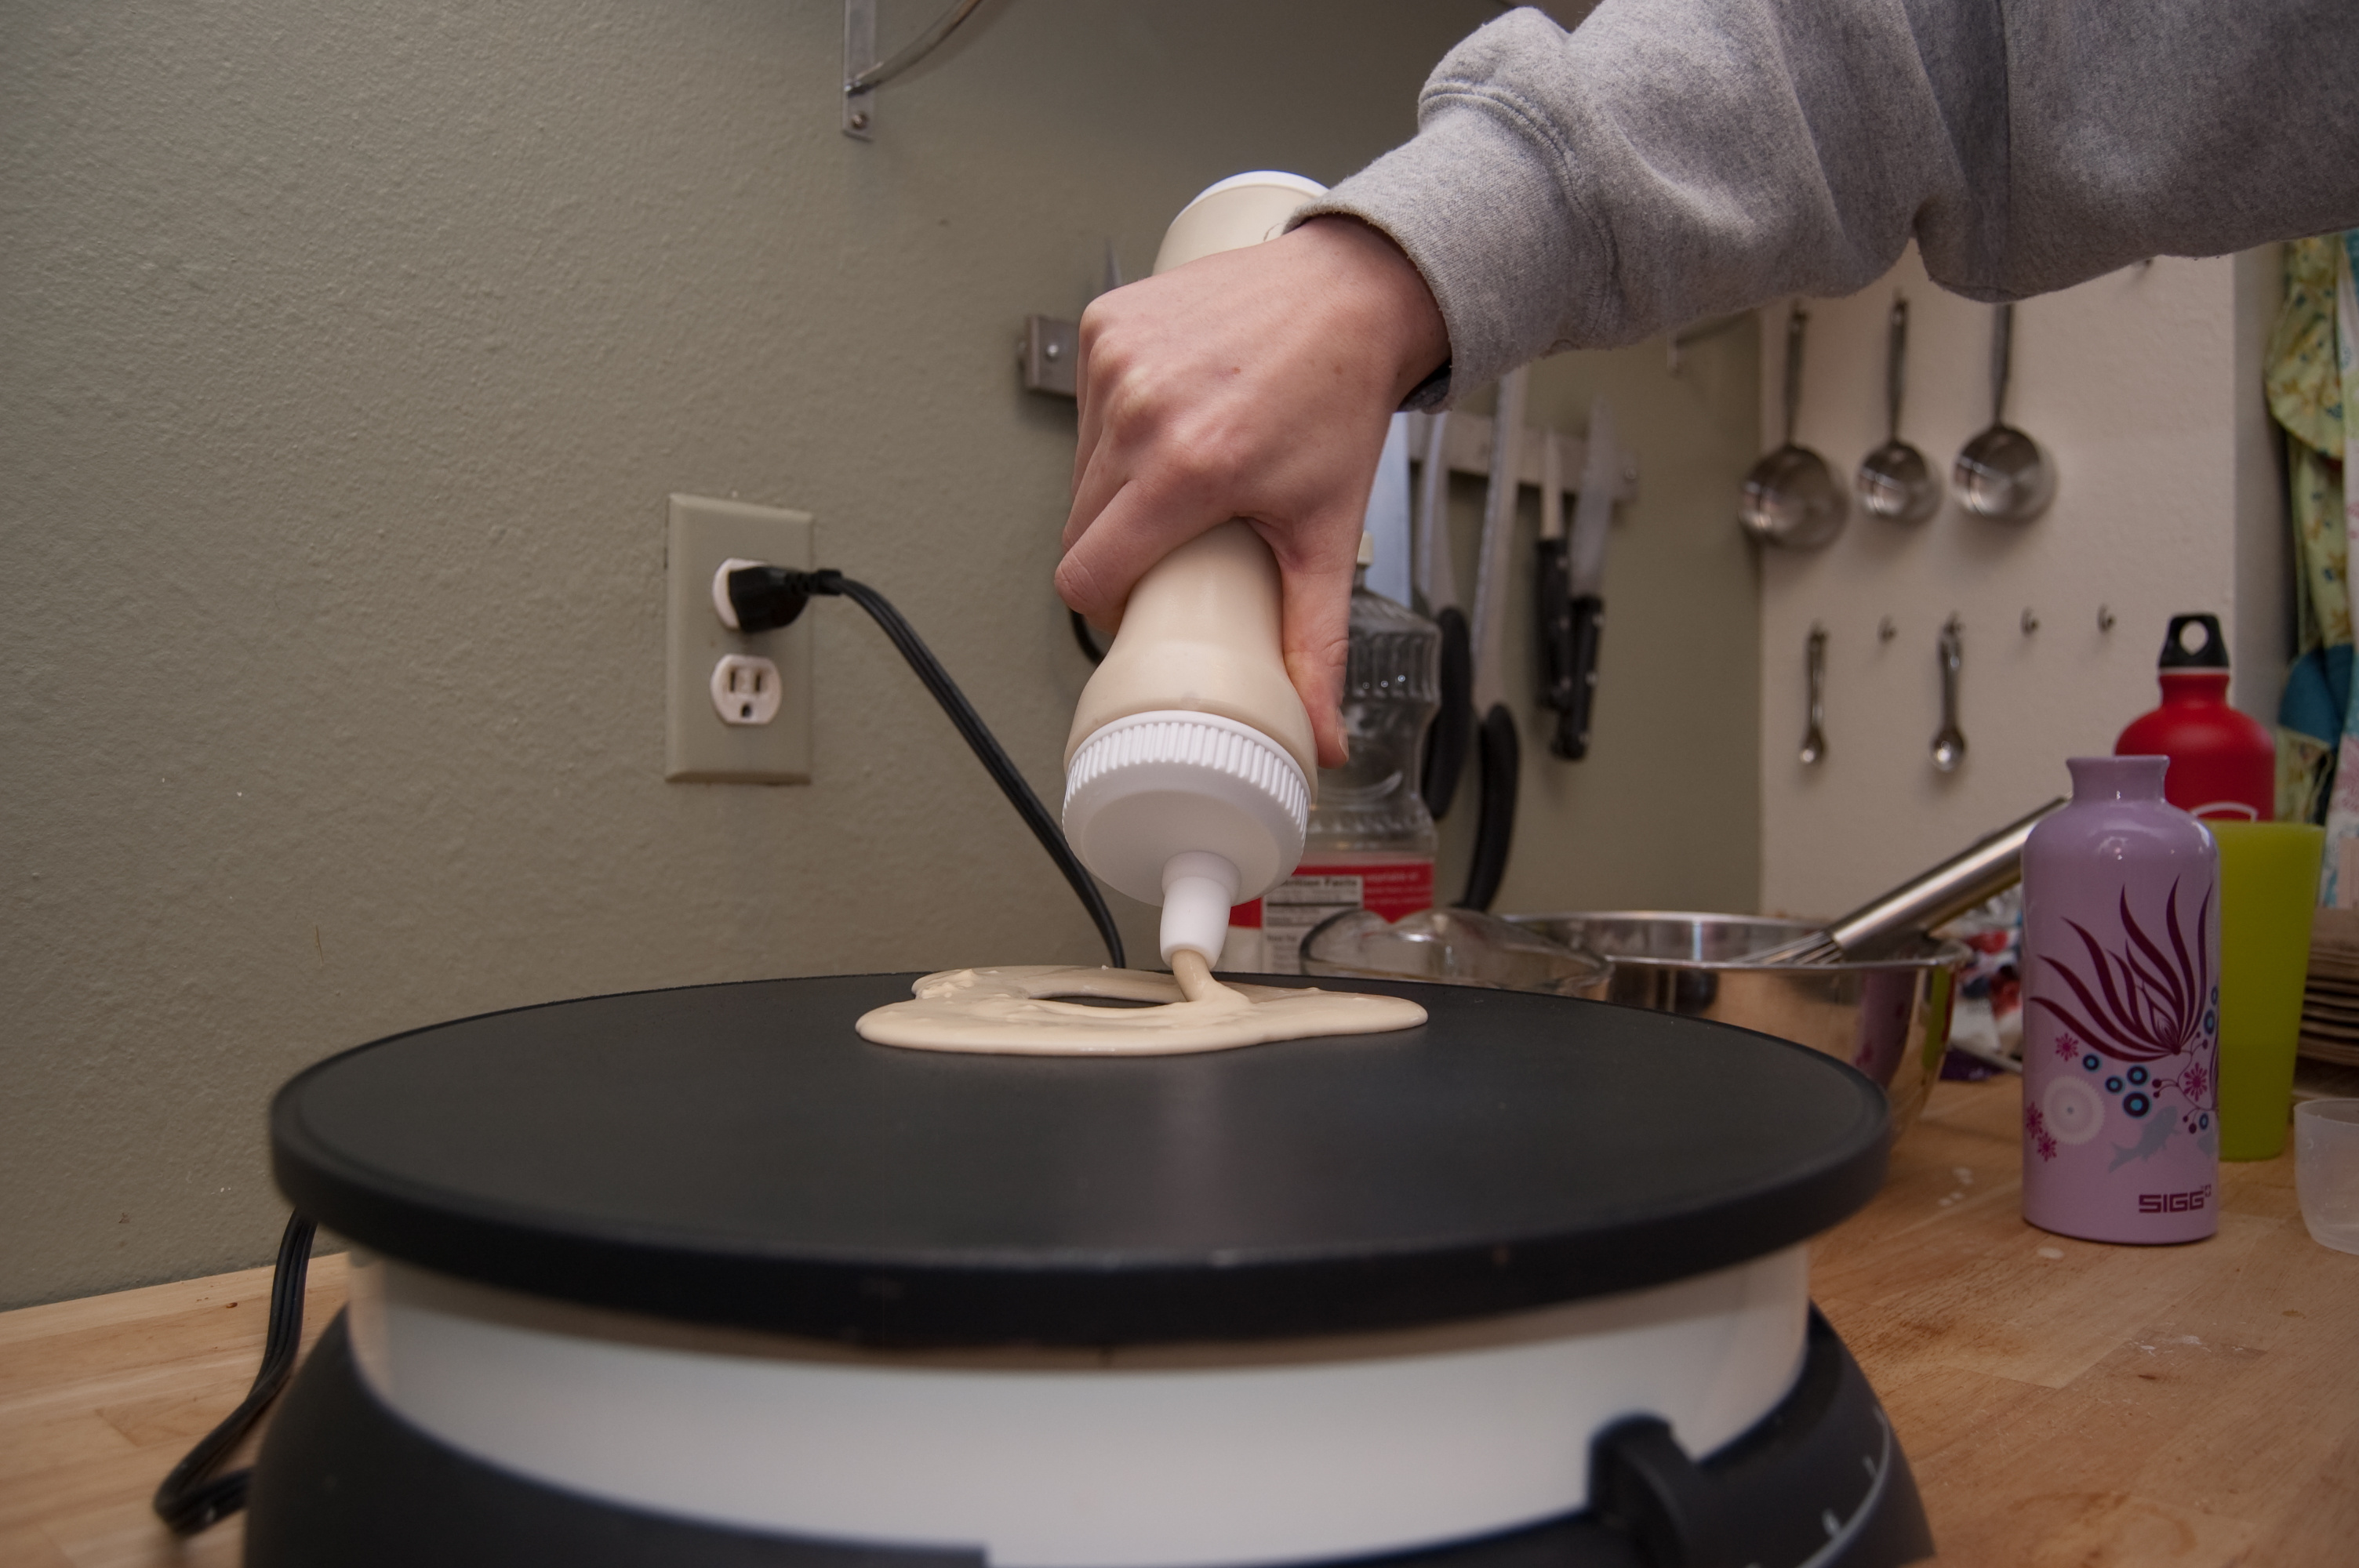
(856, 952, 1425, 1055)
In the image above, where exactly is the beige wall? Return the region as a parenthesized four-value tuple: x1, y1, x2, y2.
(1, 0, 1759, 1308)
(1754, 249, 2288, 921)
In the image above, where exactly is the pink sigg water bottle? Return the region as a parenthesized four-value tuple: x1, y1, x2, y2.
(2020, 756, 2220, 1243)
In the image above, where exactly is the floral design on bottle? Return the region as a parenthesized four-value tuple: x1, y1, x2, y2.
(2026, 883, 2219, 1165)
(2023, 1103, 2058, 1163)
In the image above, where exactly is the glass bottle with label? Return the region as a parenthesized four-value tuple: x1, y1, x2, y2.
(1223, 540, 1440, 973)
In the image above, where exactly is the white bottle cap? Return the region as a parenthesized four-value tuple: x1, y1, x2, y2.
(1063, 710, 1309, 960)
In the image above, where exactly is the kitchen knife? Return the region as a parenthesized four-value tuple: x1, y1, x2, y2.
(1533, 430, 1578, 735)
(1364, 412, 1413, 608)
(1555, 396, 1619, 760)
(1461, 368, 1527, 912)
(1414, 412, 1474, 820)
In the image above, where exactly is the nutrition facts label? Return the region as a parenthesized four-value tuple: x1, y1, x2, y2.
(1227, 860, 1435, 975)
(1259, 875, 1367, 975)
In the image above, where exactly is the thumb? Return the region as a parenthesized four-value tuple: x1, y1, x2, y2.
(1253, 517, 1363, 771)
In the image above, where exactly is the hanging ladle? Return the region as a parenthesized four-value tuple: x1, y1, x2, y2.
(1739, 307, 1848, 550)
(1953, 303, 2055, 522)
(1855, 297, 1941, 523)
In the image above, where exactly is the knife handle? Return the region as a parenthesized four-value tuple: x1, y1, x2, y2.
(1552, 595, 1604, 761)
(1458, 704, 1520, 913)
(1421, 606, 1474, 822)
(1535, 539, 1578, 714)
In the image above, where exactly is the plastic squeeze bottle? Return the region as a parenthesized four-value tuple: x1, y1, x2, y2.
(1061, 172, 1329, 967)
(2114, 613, 2274, 821)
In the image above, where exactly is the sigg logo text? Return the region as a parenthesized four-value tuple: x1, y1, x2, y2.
(2137, 1186, 2212, 1214)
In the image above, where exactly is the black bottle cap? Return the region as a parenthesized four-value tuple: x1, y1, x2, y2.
(2157, 613, 2230, 670)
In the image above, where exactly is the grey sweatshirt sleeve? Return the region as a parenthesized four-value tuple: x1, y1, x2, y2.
(1297, 0, 2359, 403)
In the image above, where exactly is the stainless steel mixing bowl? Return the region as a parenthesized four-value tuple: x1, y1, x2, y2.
(1299, 907, 1612, 997)
(1507, 912, 1967, 1143)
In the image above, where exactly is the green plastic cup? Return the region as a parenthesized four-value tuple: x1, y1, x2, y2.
(2212, 821, 2326, 1160)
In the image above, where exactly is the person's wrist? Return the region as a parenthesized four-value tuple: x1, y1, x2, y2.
(1295, 216, 1450, 405)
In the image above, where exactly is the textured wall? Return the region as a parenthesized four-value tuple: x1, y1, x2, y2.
(1, 0, 1760, 1308)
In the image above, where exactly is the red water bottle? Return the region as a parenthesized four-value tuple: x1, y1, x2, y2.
(2114, 613, 2274, 821)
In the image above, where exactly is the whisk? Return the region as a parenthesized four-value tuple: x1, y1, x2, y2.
(1750, 798, 2066, 965)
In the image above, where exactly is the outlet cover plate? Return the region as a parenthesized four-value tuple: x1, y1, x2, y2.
(666, 495, 813, 783)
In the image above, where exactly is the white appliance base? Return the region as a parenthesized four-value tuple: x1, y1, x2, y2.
(347, 1247, 1809, 1568)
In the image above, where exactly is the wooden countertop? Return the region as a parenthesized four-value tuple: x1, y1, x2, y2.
(4, 1079, 2354, 1566)
(1813, 1075, 2358, 1565)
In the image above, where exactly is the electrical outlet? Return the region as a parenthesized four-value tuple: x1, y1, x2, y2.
(711, 655, 783, 725)
(666, 495, 812, 782)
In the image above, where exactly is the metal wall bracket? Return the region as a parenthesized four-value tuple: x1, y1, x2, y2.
(842, 0, 876, 138)
(1405, 410, 1639, 504)
(1017, 247, 1121, 397)
(1012, 364, 1641, 505)
(1020, 316, 1079, 397)
(843, 0, 988, 140)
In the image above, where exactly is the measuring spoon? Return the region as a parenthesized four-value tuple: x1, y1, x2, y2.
(1855, 298, 1941, 523)
(1739, 307, 1848, 550)
(1800, 623, 1828, 765)
(1953, 303, 2055, 522)
(1931, 616, 1966, 771)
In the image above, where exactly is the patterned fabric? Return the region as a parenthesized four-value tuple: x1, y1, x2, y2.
(2318, 236, 2359, 902)
(2281, 726, 2335, 826)
(2291, 441, 2347, 653)
(2268, 237, 2358, 849)
(2268, 237, 2346, 458)
(1939, 887, 2025, 1078)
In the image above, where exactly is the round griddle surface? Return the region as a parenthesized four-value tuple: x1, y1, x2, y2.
(272, 974, 1888, 1345)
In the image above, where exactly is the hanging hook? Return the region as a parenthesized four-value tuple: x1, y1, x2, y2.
(1665, 310, 1754, 376)
(844, 0, 990, 139)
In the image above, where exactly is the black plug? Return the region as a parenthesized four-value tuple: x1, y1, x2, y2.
(718, 563, 841, 633)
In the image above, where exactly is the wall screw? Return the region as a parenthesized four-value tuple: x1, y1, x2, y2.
(2021, 608, 2039, 634)
(2097, 605, 2117, 632)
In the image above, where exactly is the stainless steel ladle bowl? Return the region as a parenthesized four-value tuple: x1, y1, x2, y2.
(1739, 307, 1848, 550)
(1954, 303, 2055, 522)
(1856, 297, 1943, 524)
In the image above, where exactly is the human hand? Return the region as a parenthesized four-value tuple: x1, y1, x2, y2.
(1057, 216, 1448, 768)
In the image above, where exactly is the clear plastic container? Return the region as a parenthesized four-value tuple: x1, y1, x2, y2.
(1310, 577, 1442, 860)
(1223, 564, 1441, 974)
(2295, 1099, 2359, 1254)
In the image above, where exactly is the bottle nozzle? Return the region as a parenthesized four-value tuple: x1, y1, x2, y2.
(1159, 851, 1241, 966)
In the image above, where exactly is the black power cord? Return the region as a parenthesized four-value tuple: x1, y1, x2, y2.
(155, 565, 1125, 1538)
(153, 1211, 318, 1534)
(729, 564, 1125, 971)
(1069, 607, 1105, 665)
